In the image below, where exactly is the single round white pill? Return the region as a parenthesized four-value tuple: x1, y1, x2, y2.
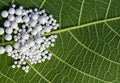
(15, 8, 22, 15)
(8, 8, 15, 14)
(4, 20, 10, 27)
(5, 45, 13, 52)
(0, 28, 4, 35)
(23, 15, 30, 23)
(5, 34, 12, 41)
(31, 13, 38, 20)
(5, 27, 13, 34)
(1, 11, 8, 18)
(0, 46, 5, 54)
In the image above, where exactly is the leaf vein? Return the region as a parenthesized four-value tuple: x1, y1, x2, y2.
(44, 16, 120, 36)
(69, 31, 120, 65)
(49, 50, 107, 83)
(0, 72, 16, 83)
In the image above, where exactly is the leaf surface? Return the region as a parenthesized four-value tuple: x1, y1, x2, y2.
(0, 0, 120, 83)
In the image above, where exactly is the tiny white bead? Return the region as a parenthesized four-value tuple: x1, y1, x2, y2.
(4, 20, 10, 27)
(26, 40, 35, 47)
(44, 26, 51, 33)
(12, 65, 16, 68)
(35, 36, 43, 44)
(15, 16, 22, 23)
(42, 9, 45, 13)
(26, 65, 29, 69)
(12, 4, 16, 8)
(0, 46, 5, 54)
(19, 6, 23, 9)
(31, 29, 38, 35)
(14, 30, 17, 34)
(14, 61, 18, 64)
(21, 32, 29, 40)
(11, 21, 18, 29)
(22, 66, 26, 70)
(51, 43, 54, 47)
(51, 39, 55, 42)
(5, 34, 12, 41)
(35, 25, 42, 31)
(41, 58, 45, 62)
(29, 9, 33, 13)
(5, 27, 13, 34)
(30, 20, 37, 27)
(31, 13, 38, 20)
(0, 28, 4, 35)
(47, 56, 51, 60)
(34, 8, 38, 12)
(17, 64, 21, 68)
(15, 8, 22, 15)
(19, 45, 27, 52)
(13, 42, 20, 49)
(25, 69, 29, 73)
(23, 15, 30, 23)
(22, 61, 26, 65)
(39, 16, 48, 24)
(1, 11, 8, 18)
(48, 53, 52, 57)
(5, 45, 13, 52)
(8, 8, 15, 14)
(54, 35, 57, 38)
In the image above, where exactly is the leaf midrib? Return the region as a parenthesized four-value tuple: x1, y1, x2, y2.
(44, 16, 120, 36)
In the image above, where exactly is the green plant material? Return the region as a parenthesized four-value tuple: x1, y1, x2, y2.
(0, 0, 120, 83)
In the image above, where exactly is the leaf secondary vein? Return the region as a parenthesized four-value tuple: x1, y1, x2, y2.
(49, 50, 108, 83)
(0, 72, 16, 83)
(26, 60, 51, 83)
(69, 31, 120, 65)
(44, 16, 120, 36)
(39, 0, 46, 9)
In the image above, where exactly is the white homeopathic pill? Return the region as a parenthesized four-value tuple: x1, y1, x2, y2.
(11, 21, 18, 29)
(26, 40, 35, 47)
(5, 45, 13, 52)
(35, 36, 43, 44)
(12, 65, 16, 68)
(1, 10, 8, 18)
(29, 20, 37, 27)
(14, 61, 18, 64)
(21, 32, 29, 40)
(13, 42, 20, 49)
(4, 20, 10, 27)
(5, 27, 13, 34)
(15, 8, 22, 15)
(8, 15, 15, 21)
(0, 28, 4, 35)
(31, 29, 38, 35)
(15, 16, 22, 23)
(8, 8, 15, 14)
(39, 16, 48, 24)
(5, 34, 12, 41)
(31, 13, 38, 20)
(19, 45, 27, 52)
(44, 26, 51, 32)
(0, 46, 5, 54)
(35, 25, 42, 31)
(23, 15, 30, 23)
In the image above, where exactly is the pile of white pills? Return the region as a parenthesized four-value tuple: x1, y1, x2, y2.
(0, 4, 59, 73)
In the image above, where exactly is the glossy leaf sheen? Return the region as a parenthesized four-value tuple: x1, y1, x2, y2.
(0, 0, 120, 83)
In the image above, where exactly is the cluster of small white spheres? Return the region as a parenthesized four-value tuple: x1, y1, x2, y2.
(0, 4, 59, 73)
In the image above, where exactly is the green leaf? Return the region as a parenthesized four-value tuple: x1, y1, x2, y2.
(0, 0, 120, 83)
